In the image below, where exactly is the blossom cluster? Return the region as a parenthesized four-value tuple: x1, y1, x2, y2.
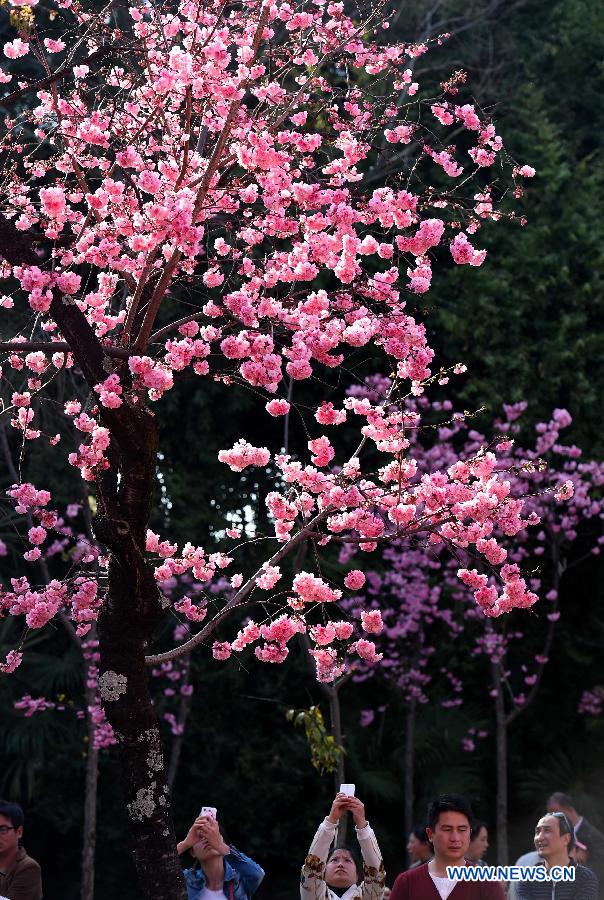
(340, 388, 602, 711)
(1, 0, 532, 417)
(1, 0, 538, 680)
(578, 687, 604, 717)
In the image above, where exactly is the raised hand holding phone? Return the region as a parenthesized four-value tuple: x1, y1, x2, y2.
(345, 796, 368, 829)
(196, 813, 230, 856)
(328, 792, 352, 824)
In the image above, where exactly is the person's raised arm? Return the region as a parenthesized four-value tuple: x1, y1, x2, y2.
(177, 817, 203, 855)
(195, 816, 230, 856)
(226, 847, 265, 897)
(300, 793, 349, 900)
(345, 797, 385, 900)
(176, 815, 230, 857)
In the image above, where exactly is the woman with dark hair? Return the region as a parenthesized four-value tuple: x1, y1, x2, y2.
(407, 825, 432, 869)
(467, 821, 489, 865)
(300, 792, 385, 899)
(177, 812, 264, 900)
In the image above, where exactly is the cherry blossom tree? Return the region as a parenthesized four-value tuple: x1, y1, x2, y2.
(1, 0, 539, 895)
(346, 389, 603, 862)
(463, 404, 604, 862)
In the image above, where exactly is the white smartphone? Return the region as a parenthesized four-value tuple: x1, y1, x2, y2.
(200, 806, 217, 819)
(340, 783, 355, 796)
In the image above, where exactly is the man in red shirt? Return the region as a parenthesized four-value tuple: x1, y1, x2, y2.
(390, 794, 503, 900)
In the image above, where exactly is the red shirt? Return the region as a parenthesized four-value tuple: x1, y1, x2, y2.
(390, 862, 505, 900)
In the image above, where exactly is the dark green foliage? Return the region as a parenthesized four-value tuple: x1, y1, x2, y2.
(414, 0, 604, 453)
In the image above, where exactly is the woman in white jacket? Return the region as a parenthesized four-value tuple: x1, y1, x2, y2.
(300, 792, 385, 900)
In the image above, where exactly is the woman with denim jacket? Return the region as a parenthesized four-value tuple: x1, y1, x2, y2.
(301, 793, 386, 900)
(177, 814, 264, 900)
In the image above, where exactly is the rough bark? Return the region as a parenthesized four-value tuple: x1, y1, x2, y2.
(81, 705, 99, 900)
(94, 410, 186, 899)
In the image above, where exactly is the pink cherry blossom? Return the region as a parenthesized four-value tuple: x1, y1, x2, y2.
(555, 480, 574, 501)
(44, 38, 66, 52)
(212, 641, 232, 661)
(344, 570, 366, 590)
(255, 643, 289, 664)
(266, 399, 290, 416)
(218, 439, 271, 472)
(350, 639, 383, 664)
(316, 402, 347, 426)
(450, 232, 487, 266)
(293, 573, 342, 604)
(28, 526, 47, 546)
(174, 598, 207, 623)
(308, 436, 335, 467)
(39, 186, 67, 219)
(256, 565, 281, 590)
(4, 38, 29, 59)
(0, 650, 24, 674)
(311, 623, 337, 646)
(361, 610, 384, 634)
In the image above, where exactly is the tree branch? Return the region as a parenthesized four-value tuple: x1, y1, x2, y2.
(0, 44, 116, 107)
(130, 4, 270, 354)
(0, 213, 154, 451)
(145, 508, 328, 665)
(0, 340, 131, 358)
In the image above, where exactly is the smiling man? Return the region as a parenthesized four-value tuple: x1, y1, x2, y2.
(389, 795, 504, 900)
(547, 794, 604, 898)
(516, 812, 597, 900)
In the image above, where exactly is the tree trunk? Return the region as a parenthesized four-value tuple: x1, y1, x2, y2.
(492, 661, 508, 865)
(81, 704, 99, 900)
(95, 411, 186, 900)
(80, 480, 101, 900)
(404, 697, 416, 861)
(98, 564, 185, 899)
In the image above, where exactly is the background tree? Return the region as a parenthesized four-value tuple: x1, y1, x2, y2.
(345, 388, 603, 862)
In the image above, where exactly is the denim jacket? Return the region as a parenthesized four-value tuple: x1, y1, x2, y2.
(183, 846, 265, 900)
